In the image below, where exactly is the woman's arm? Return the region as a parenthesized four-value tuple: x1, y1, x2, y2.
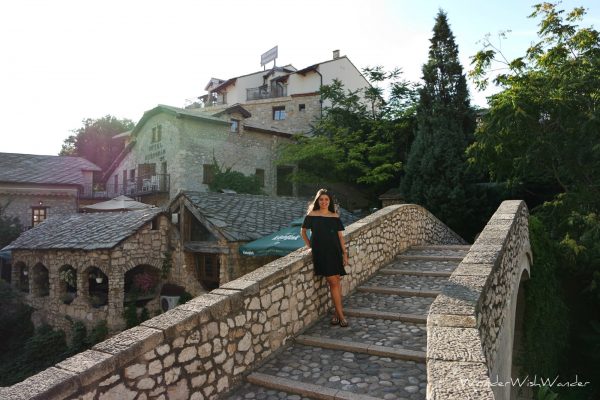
(338, 231, 348, 265)
(301, 227, 311, 248)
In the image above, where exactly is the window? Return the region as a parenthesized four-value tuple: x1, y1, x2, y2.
(299, 104, 306, 112)
(230, 119, 240, 133)
(276, 166, 294, 196)
(31, 207, 47, 227)
(273, 106, 286, 120)
(151, 125, 162, 142)
(203, 164, 216, 184)
(113, 174, 119, 193)
(255, 168, 265, 187)
(129, 169, 136, 181)
(195, 254, 220, 291)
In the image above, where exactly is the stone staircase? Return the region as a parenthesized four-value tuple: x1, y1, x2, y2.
(225, 245, 470, 400)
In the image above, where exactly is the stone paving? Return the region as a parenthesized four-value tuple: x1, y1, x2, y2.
(307, 317, 427, 352)
(224, 245, 466, 399)
(402, 247, 469, 258)
(344, 292, 435, 315)
(366, 274, 448, 291)
(385, 259, 459, 273)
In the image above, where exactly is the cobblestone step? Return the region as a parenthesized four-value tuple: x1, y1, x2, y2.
(296, 335, 426, 362)
(395, 254, 464, 262)
(304, 315, 426, 352)
(246, 373, 383, 400)
(357, 285, 440, 298)
(385, 259, 458, 273)
(410, 245, 471, 251)
(343, 308, 427, 324)
(403, 246, 470, 258)
(343, 292, 435, 315)
(378, 268, 452, 277)
(251, 343, 427, 399)
(367, 274, 448, 291)
(225, 380, 314, 400)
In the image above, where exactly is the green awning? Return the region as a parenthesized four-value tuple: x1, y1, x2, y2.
(239, 218, 309, 257)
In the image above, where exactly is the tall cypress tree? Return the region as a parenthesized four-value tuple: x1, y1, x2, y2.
(401, 10, 475, 235)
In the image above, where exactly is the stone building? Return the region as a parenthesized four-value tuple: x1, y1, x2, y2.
(100, 104, 295, 204)
(0, 152, 101, 229)
(3, 208, 169, 332)
(195, 51, 371, 135)
(168, 191, 358, 291)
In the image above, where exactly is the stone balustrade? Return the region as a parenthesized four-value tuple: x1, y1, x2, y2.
(426, 200, 532, 400)
(1, 204, 465, 400)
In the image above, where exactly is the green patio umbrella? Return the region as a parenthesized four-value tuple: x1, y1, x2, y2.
(239, 218, 310, 257)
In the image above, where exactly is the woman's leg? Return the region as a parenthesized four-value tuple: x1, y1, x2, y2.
(326, 275, 345, 321)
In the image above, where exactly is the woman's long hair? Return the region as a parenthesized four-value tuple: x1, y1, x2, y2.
(307, 188, 337, 214)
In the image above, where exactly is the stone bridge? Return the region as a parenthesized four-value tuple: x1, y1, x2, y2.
(0, 201, 531, 400)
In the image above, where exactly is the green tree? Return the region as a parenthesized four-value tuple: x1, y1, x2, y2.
(0, 201, 23, 248)
(279, 67, 418, 201)
(207, 156, 264, 195)
(60, 115, 134, 170)
(469, 3, 600, 396)
(401, 10, 476, 236)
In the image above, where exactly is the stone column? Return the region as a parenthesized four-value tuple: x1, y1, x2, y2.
(108, 267, 125, 331)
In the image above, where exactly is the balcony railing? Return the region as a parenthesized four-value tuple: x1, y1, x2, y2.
(246, 85, 287, 101)
(80, 174, 170, 199)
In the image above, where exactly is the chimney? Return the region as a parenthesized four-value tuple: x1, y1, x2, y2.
(333, 49, 340, 59)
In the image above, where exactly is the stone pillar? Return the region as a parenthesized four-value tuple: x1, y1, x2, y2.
(76, 266, 87, 301)
(108, 268, 125, 331)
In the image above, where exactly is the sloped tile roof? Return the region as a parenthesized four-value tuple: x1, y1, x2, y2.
(0, 153, 101, 186)
(3, 208, 163, 251)
(179, 191, 358, 241)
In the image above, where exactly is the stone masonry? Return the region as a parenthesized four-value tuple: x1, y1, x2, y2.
(0, 204, 465, 400)
(426, 200, 531, 400)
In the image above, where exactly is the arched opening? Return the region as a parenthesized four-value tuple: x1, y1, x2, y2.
(15, 262, 29, 293)
(124, 264, 160, 306)
(86, 267, 108, 308)
(58, 265, 77, 304)
(160, 283, 187, 312)
(195, 253, 220, 291)
(31, 263, 49, 297)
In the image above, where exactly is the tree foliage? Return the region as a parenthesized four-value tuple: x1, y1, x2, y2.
(279, 67, 418, 201)
(401, 10, 477, 235)
(60, 115, 134, 170)
(469, 3, 600, 395)
(0, 201, 23, 248)
(207, 156, 264, 195)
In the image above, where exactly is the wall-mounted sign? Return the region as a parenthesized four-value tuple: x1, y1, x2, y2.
(261, 46, 278, 67)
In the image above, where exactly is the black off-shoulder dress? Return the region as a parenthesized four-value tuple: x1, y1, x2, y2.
(302, 215, 347, 277)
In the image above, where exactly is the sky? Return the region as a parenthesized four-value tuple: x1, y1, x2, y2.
(1, 0, 598, 156)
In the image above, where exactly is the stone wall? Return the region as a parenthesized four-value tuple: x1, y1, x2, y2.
(0, 190, 78, 229)
(242, 95, 322, 135)
(1, 204, 465, 400)
(10, 215, 171, 332)
(426, 200, 532, 400)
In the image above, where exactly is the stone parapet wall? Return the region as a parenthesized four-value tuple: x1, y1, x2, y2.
(426, 200, 531, 400)
(1, 204, 465, 400)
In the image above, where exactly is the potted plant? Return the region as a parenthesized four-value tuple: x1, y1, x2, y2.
(133, 271, 158, 296)
(89, 272, 104, 284)
(60, 268, 77, 289)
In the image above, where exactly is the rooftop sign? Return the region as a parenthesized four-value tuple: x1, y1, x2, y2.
(261, 46, 278, 67)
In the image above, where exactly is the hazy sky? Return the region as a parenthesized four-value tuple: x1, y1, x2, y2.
(1, 0, 598, 156)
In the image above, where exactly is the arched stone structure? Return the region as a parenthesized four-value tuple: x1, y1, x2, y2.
(12, 261, 29, 293)
(83, 266, 109, 308)
(30, 262, 50, 297)
(427, 200, 533, 400)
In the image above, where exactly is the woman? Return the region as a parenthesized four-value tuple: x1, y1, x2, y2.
(301, 189, 349, 327)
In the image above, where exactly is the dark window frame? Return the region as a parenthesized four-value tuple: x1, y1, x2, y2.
(31, 206, 48, 227)
(273, 106, 286, 121)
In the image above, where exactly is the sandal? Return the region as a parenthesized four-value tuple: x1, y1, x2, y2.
(339, 319, 349, 328)
(330, 316, 340, 325)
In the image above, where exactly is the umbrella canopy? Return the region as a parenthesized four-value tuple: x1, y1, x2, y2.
(0, 249, 11, 261)
(83, 195, 153, 212)
(239, 218, 310, 257)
